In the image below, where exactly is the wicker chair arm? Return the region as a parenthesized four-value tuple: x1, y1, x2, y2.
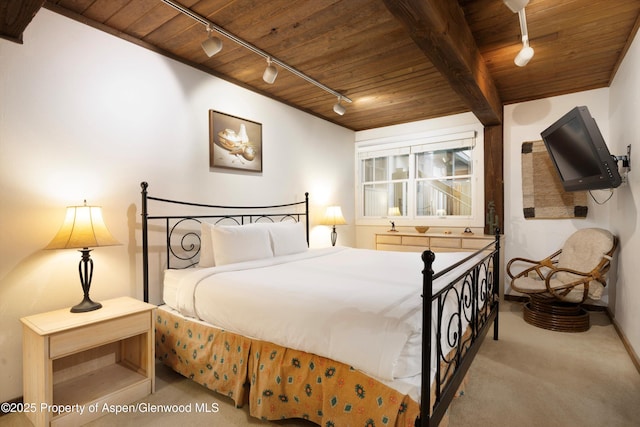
(506, 249, 562, 281)
(544, 266, 601, 301)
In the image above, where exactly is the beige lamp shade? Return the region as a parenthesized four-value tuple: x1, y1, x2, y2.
(46, 203, 120, 250)
(321, 206, 347, 226)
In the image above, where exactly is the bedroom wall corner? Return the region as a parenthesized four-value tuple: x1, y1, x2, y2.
(609, 26, 640, 361)
(0, 9, 355, 402)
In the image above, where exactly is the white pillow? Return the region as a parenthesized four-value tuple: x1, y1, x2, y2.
(199, 222, 216, 267)
(211, 224, 273, 266)
(265, 221, 308, 256)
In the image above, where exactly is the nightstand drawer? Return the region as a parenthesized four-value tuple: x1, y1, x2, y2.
(50, 312, 150, 359)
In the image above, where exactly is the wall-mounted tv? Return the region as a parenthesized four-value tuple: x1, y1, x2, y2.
(540, 106, 622, 192)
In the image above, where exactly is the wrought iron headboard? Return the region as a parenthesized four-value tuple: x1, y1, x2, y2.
(140, 181, 309, 303)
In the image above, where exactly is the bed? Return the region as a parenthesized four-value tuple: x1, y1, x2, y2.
(140, 182, 501, 427)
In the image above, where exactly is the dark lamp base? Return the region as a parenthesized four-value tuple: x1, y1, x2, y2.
(70, 296, 102, 313)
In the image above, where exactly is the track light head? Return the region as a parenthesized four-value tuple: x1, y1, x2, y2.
(263, 58, 278, 84)
(514, 41, 534, 67)
(333, 97, 346, 116)
(202, 28, 222, 57)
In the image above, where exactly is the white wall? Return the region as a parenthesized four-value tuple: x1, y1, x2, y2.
(0, 9, 355, 401)
(503, 87, 613, 300)
(609, 29, 640, 357)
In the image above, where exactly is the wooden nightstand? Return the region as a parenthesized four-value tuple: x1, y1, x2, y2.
(20, 296, 156, 427)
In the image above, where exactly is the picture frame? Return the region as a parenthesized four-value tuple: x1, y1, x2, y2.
(209, 110, 262, 172)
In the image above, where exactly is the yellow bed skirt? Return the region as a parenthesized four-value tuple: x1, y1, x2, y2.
(155, 308, 422, 426)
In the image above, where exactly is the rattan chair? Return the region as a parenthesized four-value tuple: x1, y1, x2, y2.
(507, 228, 617, 332)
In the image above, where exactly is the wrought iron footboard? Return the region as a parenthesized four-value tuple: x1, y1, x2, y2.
(420, 231, 501, 427)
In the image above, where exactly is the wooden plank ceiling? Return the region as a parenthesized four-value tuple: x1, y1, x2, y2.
(3, 0, 640, 131)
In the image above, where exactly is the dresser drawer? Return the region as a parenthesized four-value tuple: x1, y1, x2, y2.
(401, 236, 429, 247)
(376, 234, 402, 245)
(462, 238, 493, 249)
(430, 237, 461, 249)
(50, 312, 150, 359)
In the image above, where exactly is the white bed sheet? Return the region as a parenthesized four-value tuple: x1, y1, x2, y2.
(162, 247, 482, 384)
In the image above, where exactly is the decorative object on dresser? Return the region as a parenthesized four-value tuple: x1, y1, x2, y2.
(141, 181, 501, 427)
(507, 228, 617, 332)
(320, 205, 347, 246)
(388, 206, 401, 232)
(21, 297, 156, 427)
(415, 226, 429, 233)
(209, 110, 262, 172)
(45, 201, 120, 313)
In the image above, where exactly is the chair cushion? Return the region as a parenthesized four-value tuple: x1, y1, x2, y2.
(512, 276, 603, 303)
(556, 228, 613, 300)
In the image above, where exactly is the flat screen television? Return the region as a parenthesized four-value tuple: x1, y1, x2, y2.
(540, 106, 622, 192)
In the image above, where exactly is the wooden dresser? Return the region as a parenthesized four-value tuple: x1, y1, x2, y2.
(376, 231, 504, 296)
(376, 231, 495, 253)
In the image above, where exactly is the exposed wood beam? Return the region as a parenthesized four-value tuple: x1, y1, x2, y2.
(0, 0, 45, 44)
(484, 124, 504, 235)
(382, 0, 503, 126)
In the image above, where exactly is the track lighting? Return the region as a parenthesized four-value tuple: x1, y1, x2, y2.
(201, 27, 223, 57)
(263, 57, 278, 84)
(333, 97, 346, 116)
(504, 1, 534, 67)
(515, 38, 534, 67)
(162, 0, 352, 114)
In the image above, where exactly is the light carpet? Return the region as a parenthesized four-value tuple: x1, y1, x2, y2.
(2, 300, 639, 427)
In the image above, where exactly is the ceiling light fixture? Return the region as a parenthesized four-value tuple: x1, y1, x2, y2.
(161, 0, 352, 115)
(201, 26, 223, 57)
(503, 0, 534, 67)
(263, 57, 278, 84)
(503, 0, 529, 13)
(333, 96, 346, 116)
(515, 36, 534, 67)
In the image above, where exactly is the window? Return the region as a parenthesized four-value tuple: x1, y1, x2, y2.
(362, 153, 409, 216)
(356, 130, 482, 226)
(415, 148, 472, 217)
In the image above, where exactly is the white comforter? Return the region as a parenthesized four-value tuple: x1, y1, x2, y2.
(165, 247, 476, 382)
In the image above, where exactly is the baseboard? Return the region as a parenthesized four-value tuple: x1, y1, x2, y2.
(607, 308, 640, 375)
(503, 295, 640, 374)
(503, 294, 607, 311)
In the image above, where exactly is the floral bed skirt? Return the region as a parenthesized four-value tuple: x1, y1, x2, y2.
(155, 308, 422, 426)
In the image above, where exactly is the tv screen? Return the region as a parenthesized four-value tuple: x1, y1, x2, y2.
(540, 106, 622, 192)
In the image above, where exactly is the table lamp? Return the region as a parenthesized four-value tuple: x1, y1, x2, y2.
(45, 201, 120, 312)
(388, 206, 401, 232)
(321, 205, 347, 246)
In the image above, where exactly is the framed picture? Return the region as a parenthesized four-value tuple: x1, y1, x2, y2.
(209, 110, 262, 172)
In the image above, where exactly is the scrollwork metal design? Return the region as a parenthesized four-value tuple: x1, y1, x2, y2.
(168, 218, 202, 267)
(435, 252, 497, 391)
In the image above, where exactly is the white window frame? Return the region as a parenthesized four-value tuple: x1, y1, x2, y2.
(355, 125, 484, 228)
